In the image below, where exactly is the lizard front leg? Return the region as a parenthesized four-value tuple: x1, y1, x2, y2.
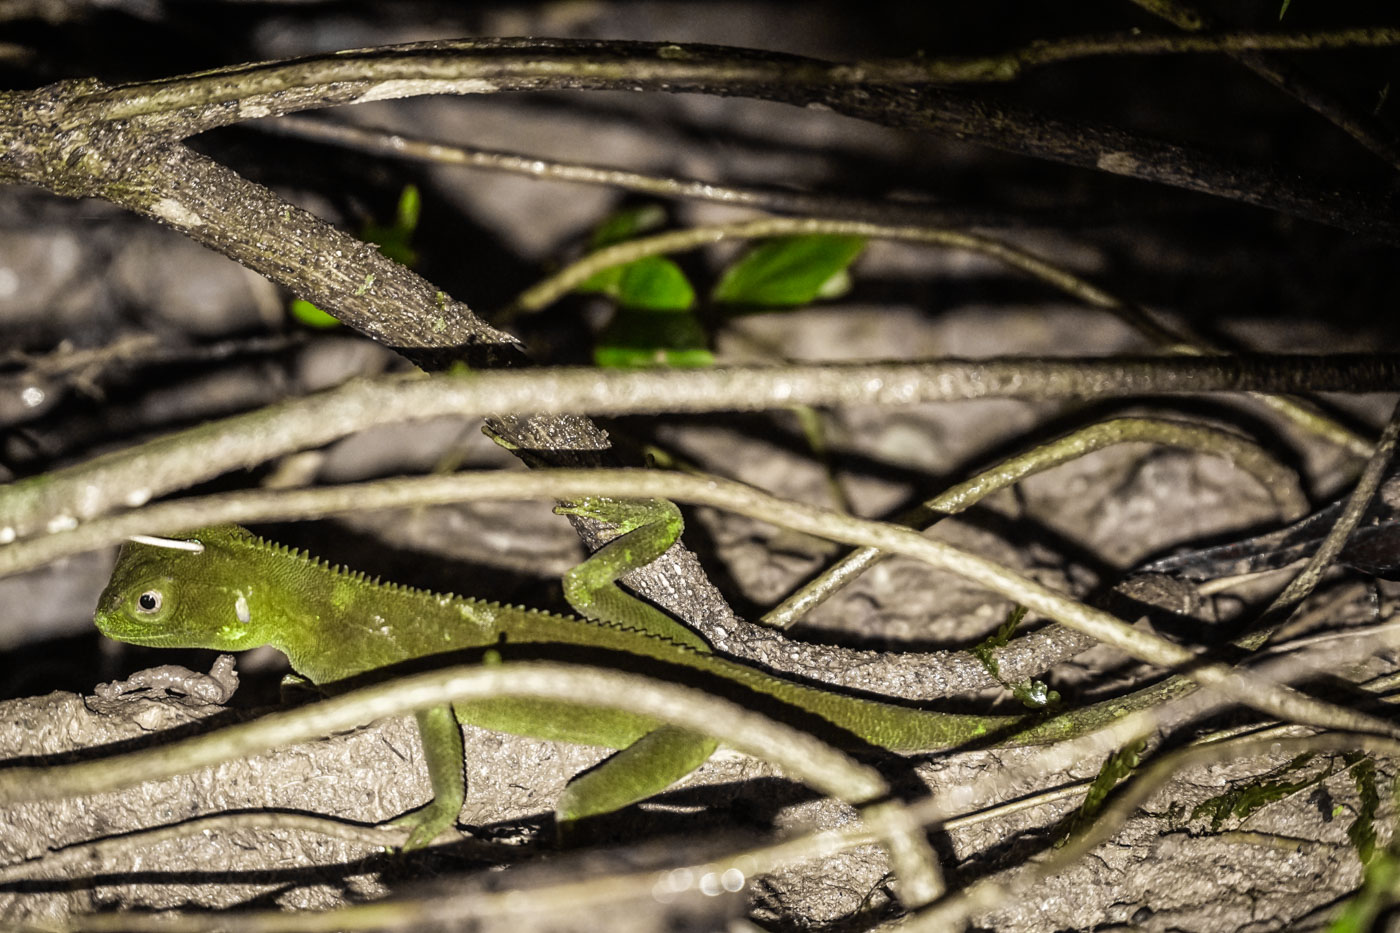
(555, 496, 709, 650)
(551, 498, 723, 834)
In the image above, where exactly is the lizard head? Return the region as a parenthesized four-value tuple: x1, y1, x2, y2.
(94, 525, 271, 651)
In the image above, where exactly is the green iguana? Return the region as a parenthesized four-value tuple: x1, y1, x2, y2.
(94, 498, 1074, 848)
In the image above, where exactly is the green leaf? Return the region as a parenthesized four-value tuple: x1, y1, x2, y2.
(361, 184, 421, 267)
(594, 344, 715, 368)
(593, 306, 713, 369)
(576, 256, 694, 311)
(575, 203, 706, 365)
(616, 256, 695, 311)
(575, 264, 626, 296)
(815, 267, 854, 301)
(575, 207, 694, 310)
(713, 235, 866, 309)
(590, 203, 667, 249)
(1278, 0, 1291, 19)
(289, 298, 342, 329)
(395, 184, 421, 232)
(1327, 773, 1400, 931)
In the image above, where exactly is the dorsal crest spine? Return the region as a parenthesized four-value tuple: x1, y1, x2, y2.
(208, 525, 699, 654)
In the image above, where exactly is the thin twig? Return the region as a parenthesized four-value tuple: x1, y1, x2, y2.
(3, 356, 1394, 548)
(34, 593, 1398, 930)
(6, 40, 1397, 240)
(261, 116, 994, 228)
(904, 732, 1400, 930)
(0, 660, 938, 905)
(0, 812, 513, 883)
(763, 416, 1306, 629)
(1257, 393, 1400, 630)
(503, 216, 1373, 455)
(1131, 0, 1400, 171)
(6, 466, 1396, 741)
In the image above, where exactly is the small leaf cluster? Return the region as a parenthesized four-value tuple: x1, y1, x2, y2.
(970, 605, 1060, 709)
(576, 205, 866, 369)
(1191, 752, 1329, 831)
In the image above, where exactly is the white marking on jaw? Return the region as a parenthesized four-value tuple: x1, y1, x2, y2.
(235, 594, 251, 625)
(129, 534, 206, 553)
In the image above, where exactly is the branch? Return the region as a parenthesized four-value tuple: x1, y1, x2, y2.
(3, 467, 1394, 743)
(912, 732, 1400, 930)
(0, 661, 937, 902)
(262, 115, 1006, 229)
(83, 143, 520, 369)
(763, 416, 1307, 629)
(5, 39, 1396, 241)
(504, 214, 1371, 454)
(3, 356, 1393, 547)
(1132, 0, 1400, 172)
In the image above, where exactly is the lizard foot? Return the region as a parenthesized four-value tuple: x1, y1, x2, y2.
(390, 799, 460, 851)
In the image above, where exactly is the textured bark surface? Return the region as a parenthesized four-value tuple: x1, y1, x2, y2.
(2, 3, 1399, 930)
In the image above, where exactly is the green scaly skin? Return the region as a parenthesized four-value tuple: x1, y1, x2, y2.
(93, 498, 1110, 849)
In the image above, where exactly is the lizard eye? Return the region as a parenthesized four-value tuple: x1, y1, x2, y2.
(136, 590, 163, 613)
